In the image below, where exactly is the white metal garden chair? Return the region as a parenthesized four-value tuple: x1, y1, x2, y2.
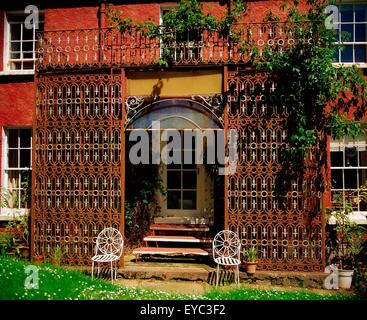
(212, 230, 241, 287)
(91, 227, 123, 282)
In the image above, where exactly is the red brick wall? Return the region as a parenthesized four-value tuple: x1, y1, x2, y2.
(45, 7, 99, 31)
(102, 3, 161, 27)
(0, 81, 34, 126)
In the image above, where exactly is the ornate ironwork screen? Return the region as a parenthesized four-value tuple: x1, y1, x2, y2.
(224, 68, 324, 271)
(32, 71, 124, 265)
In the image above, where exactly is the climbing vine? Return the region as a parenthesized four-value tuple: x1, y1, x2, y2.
(250, 0, 367, 162)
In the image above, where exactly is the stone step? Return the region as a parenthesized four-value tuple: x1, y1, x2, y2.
(132, 247, 209, 257)
(150, 223, 210, 232)
(144, 235, 212, 243)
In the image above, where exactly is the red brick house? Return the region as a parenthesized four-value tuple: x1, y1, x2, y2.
(0, 0, 366, 271)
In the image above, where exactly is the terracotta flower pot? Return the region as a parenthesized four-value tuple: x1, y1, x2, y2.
(245, 262, 258, 275)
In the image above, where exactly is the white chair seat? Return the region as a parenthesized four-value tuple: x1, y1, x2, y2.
(92, 254, 119, 263)
(214, 257, 241, 266)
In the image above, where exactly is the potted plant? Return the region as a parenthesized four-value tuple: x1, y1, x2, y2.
(331, 203, 365, 289)
(243, 246, 258, 275)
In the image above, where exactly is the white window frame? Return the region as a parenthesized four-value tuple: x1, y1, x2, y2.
(1, 127, 32, 220)
(333, 2, 367, 68)
(2, 10, 43, 75)
(330, 135, 367, 224)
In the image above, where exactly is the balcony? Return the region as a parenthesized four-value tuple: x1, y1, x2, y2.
(36, 23, 311, 70)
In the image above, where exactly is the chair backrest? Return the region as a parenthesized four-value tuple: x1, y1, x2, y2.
(212, 230, 240, 260)
(96, 227, 124, 257)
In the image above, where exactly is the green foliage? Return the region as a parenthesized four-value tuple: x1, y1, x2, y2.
(205, 287, 360, 300)
(243, 246, 257, 262)
(330, 204, 365, 270)
(0, 232, 12, 255)
(49, 246, 64, 266)
(0, 256, 361, 300)
(0, 256, 197, 300)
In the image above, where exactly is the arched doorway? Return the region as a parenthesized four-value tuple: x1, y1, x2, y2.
(126, 98, 223, 226)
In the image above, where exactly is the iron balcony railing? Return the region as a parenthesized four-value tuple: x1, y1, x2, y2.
(36, 23, 312, 70)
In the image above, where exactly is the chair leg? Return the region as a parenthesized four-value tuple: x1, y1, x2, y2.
(111, 261, 113, 282)
(97, 264, 100, 278)
(91, 261, 94, 279)
(236, 265, 240, 287)
(216, 264, 219, 287)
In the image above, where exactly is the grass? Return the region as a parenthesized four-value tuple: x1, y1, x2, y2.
(0, 256, 363, 300)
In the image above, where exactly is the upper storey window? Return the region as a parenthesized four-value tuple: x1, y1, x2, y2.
(334, 3, 367, 65)
(4, 12, 44, 71)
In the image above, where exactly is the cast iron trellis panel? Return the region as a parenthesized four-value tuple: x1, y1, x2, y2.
(32, 71, 124, 265)
(224, 68, 324, 271)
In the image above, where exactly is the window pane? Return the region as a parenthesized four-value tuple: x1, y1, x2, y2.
(345, 169, 357, 189)
(341, 45, 353, 62)
(22, 61, 34, 69)
(10, 23, 21, 41)
(341, 24, 353, 42)
(20, 171, 31, 208)
(331, 151, 343, 167)
(355, 24, 366, 42)
(358, 169, 367, 187)
(8, 129, 18, 148)
(359, 150, 367, 166)
(167, 191, 180, 209)
(20, 170, 31, 189)
(182, 191, 196, 209)
(333, 49, 340, 63)
(331, 169, 343, 189)
(7, 170, 20, 189)
(355, 5, 367, 22)
(183, 170, 196, 189)
(340, 5, 354, 22)
(355, 45, 366, 63)
(8, 150, 18, 168)
(345, 146, 358, 166)
(167, 171, 181, 189)
(23, 27, 33, 41)
(20, 149, 31, 168)
(10, 42, 21, 59)
(20, 129, 31, 147)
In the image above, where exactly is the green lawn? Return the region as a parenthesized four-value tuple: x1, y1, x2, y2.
(0, 256, 362, 300)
